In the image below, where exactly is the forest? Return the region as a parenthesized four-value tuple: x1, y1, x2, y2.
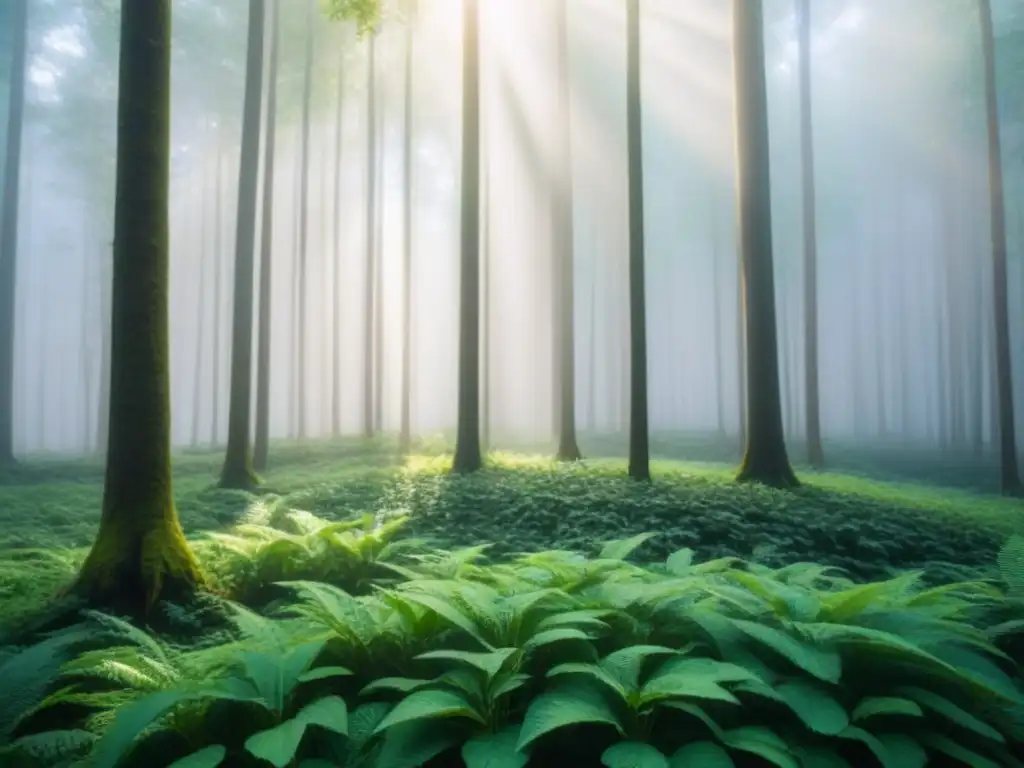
(1, 0, 1024, 765)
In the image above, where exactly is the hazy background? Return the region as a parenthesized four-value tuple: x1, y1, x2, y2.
(2, 0, 1022, 477)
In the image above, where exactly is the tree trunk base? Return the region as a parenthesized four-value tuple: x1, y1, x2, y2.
(556, 442, 583, 462)
(219, 461, 262, 491)
(71, 510, 205, 617)
(806, 441, 825, 470)
(737, 452, 800, 489)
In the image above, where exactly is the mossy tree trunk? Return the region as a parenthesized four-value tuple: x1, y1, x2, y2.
(452, 0, 482, 474)
(0, 0, 28, 466)
(979, 0, 1022, 495)
(554, 0, 582, 463)
(626, 0, 649, 482)
(733, 0, 798, 489)
(797, 0, 824, 469)
(254, 0, 280, 474)
(220, 0, 266, 490)
(75, 0, 204, 614)
(399, 16, 415, 456)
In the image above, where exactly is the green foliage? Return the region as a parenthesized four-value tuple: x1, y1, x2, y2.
(4, 537, 1019, 767)
(202, 509, 422, 604)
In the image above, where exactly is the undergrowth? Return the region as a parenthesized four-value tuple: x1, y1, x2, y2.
(1, 520, 1023, 767)
(2, 442, 1020, 635)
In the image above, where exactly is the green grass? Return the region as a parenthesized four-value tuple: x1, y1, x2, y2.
(0, 436, 1021, 635)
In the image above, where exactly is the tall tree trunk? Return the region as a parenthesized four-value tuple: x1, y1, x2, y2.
(81, 215, 93, 451)
(711, 199, 726, 437)
(554, 0, 581, 462)
(481, 153, 491, 453)
(0, 0, 28, 465)
(253, 0, 279, 473)
(626, 0, 649, 481)
(733, 0, 798, 488)
(330, 28, 345, 437)
(211, 146, 223, 445)
(400, 16, 415, 455)
(363, 33, 377, 439)
(96, 237, 112, 455)
(736, 247, 746, 448)
(190, 159, 207, 447)
(374, 99, 385, 435)
(296, 0, 314, 441)
(451, 0, 482, 474)
(979, 0, 1021, 494)
(220, 0, 265, 489)
(797, 0, 823, 467)
(75, 0, 204, 614)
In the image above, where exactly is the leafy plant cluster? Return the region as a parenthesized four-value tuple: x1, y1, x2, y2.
(2, 528, 1022, 768)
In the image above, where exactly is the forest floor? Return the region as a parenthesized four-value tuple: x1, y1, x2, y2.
(1, 433, 1021, 636)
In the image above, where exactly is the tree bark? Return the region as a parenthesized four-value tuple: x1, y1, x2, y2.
(626, 0, 649, 482)
(220, 0, 265, 489)
(211, 145, 223, 445)
(451, 0, 483, 474)
(400, 16, 415, 455)
(74, 0, 204, 614)
(363, 33, 378, 440)
(733, 0, 798, 488)
(253, 0, 280, 473)
(554, 0, 581, 462)
(0, 0, 28, 465)
(295, 0, 314, 441)
(979, 0, 1021, 494)
(331, 26, 346, 437)
(797, 0, 823, 468)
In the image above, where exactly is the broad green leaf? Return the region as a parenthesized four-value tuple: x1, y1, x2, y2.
(547, 662, 627, 699)
(665, 549, 694, 576)
(535, 610, 610, 633)
(601, 741, 669, 768)
(517, 682, 625, 752)
(918, 733, 1003, 768)
(875, 734, 928, 768)
(245, 719, 307, 768)
(397, 591, 493, 650)
(360, 677, 433, 696)
(374, 689, 484, 734)
(730, 619, 841, 683)
(795, 747, 851, 768)
(462, 725, 528, 768)
(295, 695, 349, 734)
(522, 628, 594, 654)
(492, 672, 532, 700)
(599, 533, 658, 561)
(820, 572, 922, 621)
(722, 727, 799, 768)
(639, 674, 738, 707)
(416, 648, 518, 679)
(375, 719, 464, 768)
(669, 741, 733, 767)
(837, 726, 892, 767)
(601, 645, 680, 690)
(90, 688, 212, 768)
(660, 701, 727, 741)
(896, 687, 1005, 743)
(297, 665, 353, 684)
(851, 696, 922, 722)
(168, 745, 227, 768)
(348, 701, 393, 746)
(775, 681, 849, 735)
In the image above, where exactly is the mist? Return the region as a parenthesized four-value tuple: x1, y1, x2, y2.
(4, 0, 1023, 491)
